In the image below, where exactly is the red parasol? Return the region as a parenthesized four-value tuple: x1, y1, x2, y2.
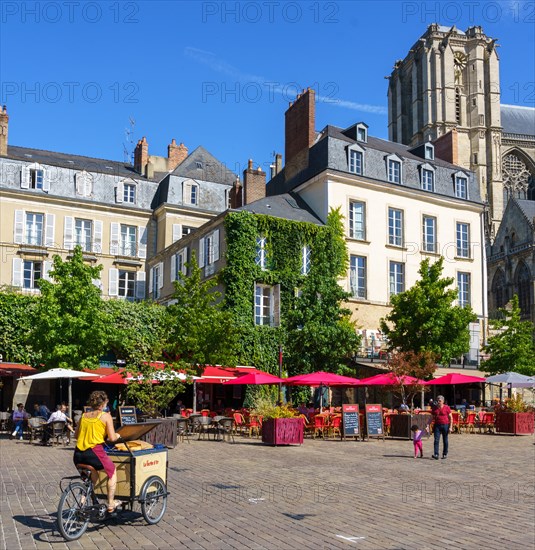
(223, 372, 285, 385)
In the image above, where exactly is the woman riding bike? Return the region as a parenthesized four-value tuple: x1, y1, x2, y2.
(73, 391, 121, 513)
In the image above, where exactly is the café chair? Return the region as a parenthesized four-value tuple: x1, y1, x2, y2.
(176, 417, 190, 444)
(50, 421, 68, 446)
(28, 417, 46, 444)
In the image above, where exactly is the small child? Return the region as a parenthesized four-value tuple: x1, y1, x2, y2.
(411, 424, 424, 458)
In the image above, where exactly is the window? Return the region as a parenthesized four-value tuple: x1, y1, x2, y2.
(173, 249, 187, 281)
(74, 219, 92, 252)
(151, 264, 161, 299)
(388, 208, 403, 247)
(457, 272, 471, 307)
(357, 127, 367, 142)
(349, 201, 365, 240)
(256, 236, 267, 269)
(350, 255, 366, 299)
(422, 216, 437, 253)
(349, 149, 363, 175)
(195, 161, 203, 169)
(120, 225, 137, 257)
(389, 261, 404, 296)
(455, 175, 468, 199)
(425, 144, 434, 160)
(23, 260, 42, 289)
(182, 226, 195, 236)
(255, 284, 274, 326)
(421, 169, 434, 192)
(75, 171, 93, 197)
(301, 245, 311, 275)
(456, 222, 470, 258)
(190, 184, 198, 205)
(388, 159, 401, 184)
(118, 270, 136, 300)
(123, 183, 136, 204)
(25, 212, 44, 245)
(30, 169, 44, 189)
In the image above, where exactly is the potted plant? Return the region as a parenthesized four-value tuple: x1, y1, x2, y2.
(253, 399, 304, 446)
(494, 395, 534, 435)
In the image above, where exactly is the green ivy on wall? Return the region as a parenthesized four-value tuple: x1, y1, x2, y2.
(221, 208, 361, 383)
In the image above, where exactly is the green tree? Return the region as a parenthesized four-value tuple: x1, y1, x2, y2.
(0, 289, 39, 364)
(380, 257, 476, 365)
(167, 251, 238, 368)
(29, 246, 110, 370)
(481, 295, 535, 376)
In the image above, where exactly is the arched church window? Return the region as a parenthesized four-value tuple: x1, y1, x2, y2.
(514, 262, 532, 318)
(491, 270, 506, 311)
(502, 153, 533, 202)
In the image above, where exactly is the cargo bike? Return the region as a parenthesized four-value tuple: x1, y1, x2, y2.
(57, 422, 168, 541)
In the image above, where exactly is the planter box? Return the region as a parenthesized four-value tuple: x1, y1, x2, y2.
(262, 417, 304, 446)
(389, 414, 431, 439)
(140, 418, 178, 448)
(495, 412, 534, 435)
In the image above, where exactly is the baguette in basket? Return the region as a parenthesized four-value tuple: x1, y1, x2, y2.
(114, 439, 153, 451)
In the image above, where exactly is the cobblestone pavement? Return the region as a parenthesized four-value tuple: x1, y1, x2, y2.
(1, 431, 534, 550)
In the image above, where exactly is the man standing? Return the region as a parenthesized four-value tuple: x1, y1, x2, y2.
(431, 395, 453, 460)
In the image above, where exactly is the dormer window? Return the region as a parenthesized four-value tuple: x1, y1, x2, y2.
(123, 183, 136, 204)
(386, 154, 403, 184)
(183, 179, 199, 206)
(348, 144, 364, 176)
(75, 171, 93, 197)
(419, 163, 435, 192)
(356, 123, 368, 143)
(425, 144, 434, 160)
(21, 163, 49, 192)
(454, 172, 469, 199)
(31, 169, 44, 189)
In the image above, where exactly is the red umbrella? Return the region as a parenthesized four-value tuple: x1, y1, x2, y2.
(423, 373, 486, 385)
(92, 369, 159, 385)
(223, 372, 285, 385)
(285, 371, 360, 386)
(357, 372, 424, 386)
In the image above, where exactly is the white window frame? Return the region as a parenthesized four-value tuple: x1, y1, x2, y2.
(454, 172, 469, 199)
(254, 283, 280, 326)
(389, 261, 405, 297)
(456, 222, 470, 258)
(120, 225, 137, 257)
(25, 212, 44, 246)
(420, 164, 435, 192)
(348, 145, 364, 175)
(422, 215, 437, 253)
(256, 236, 267, 269)
(23, 260, 43, 290)
(74, 219, 93, 252)
(425, 144, 434, 160)
(388, 208, 404, 247)
(75, 171, 93, 197)
(457, 272, 471, 307)
(150, 263, 163, 299)
(118, 270, 136, 301)
(123, 183, 136, 204)
(301, 245, 311, 275)
(349, 201, 366, 240)
(171, 248, 188, 282)
(350, 255, 367, 299)
(386, 154, 403, 184)
(356, 124, 368, 143)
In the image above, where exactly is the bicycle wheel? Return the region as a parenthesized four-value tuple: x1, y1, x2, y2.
(140, 476, 167, 525)
(57, 481, 90, 541)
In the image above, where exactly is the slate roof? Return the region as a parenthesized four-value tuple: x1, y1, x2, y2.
(237, 193, 323, 225)
(171, 146, 237, 185)
(501, 105, 535, 136)
(516, 199, 535, 224)
(6, 145, 155, 181)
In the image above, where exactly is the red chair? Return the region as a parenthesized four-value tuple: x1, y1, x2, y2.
(313, 414, 327, 439)
(233, 412, 246, 435)
(246, 414, 262, 438)
(201, 409, 210, 417)
(327, 415, 342, 439)
(451, 412, 461, 433)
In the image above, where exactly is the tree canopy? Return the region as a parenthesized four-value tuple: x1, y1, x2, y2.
(481, 295, 535, 376)
(380, 257, 476, 365)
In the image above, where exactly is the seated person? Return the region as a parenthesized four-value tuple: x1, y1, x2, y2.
(34, 402, 51, 421)
(399, 402, 410, 413)
(11, 403, 29, 440)
(42, 404, 76, 444)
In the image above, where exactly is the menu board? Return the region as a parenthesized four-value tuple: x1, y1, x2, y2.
(365, 404, 384, 439)
(118, 406, 138, 425)
(342, 404, 360, 438)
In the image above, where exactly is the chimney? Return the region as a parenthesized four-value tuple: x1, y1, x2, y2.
(146, 158, 154, 179)
(167, 139, 188, 171)
(134, 136, 149, 175)
(433, 128, 458, 165)
(230, 175, 243, 208)
(0, 105, 9, 157)
(275, 153, 282, 174)
(242, 159, 266, 205)
(285, 88, 315, 180)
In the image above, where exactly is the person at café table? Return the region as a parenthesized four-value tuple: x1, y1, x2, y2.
(42, 404, 76, 445)
(430, 395, 453, 460)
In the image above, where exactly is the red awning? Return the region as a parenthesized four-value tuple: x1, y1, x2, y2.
(0, 363, 37, 376)
(197, 366, 261, 384)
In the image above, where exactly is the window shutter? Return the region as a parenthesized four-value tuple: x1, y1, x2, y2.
(20, 167, 30, 189)
(115, 181, 124, 203)
(212, 229, 220, 262)
(198, 238, 205, 268)
(45, 214, 55, 248)
(14, 210, 24, 244)
(138, 226, 147, 259)
(110, 223, 120, 255)
(43, 261, 53, 281)
(108, 268, 119, 296)
(93, 220, 103, 253)
(273, 284, 281, 327)
(136, 271, 146, 300)
(85, 174, 93, 197)
(63, 216, 74, 250)
(158, 262, 164, 289)
(183, 183, 191, 203)
(92, 278, 103, 291)
(12, 258, 23, 287)
(172, 224, 182, 243)
(179, 248, 187, 275)
(75, 172, 84, 195)
(149, 267, 154, 294)
(42, 169, 50, 192)
(170, 254, 176, 282)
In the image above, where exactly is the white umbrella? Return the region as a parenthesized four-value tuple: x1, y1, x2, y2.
(485, 372, 535, 388)
(19, 368, 100, 418)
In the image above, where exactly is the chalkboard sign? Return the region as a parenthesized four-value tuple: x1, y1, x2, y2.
(365, 404, 384, 439)
(118, 406, 137, 425)
(342, 404, 361, 439)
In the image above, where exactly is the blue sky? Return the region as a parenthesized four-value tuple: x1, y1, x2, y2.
(1, 1, 533, 176)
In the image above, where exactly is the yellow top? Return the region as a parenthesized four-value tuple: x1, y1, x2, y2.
(76, 412, 107, 451)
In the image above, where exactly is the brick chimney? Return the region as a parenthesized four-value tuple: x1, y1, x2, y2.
(230, 176, 243, 208)
(0, 105, 9, 157)
(433, 129, 458, 165)
(167, 139, 188, 171)
(285, 88, 315, 180)
(134, 136, 148, 175)
(243, 159, 266, 205)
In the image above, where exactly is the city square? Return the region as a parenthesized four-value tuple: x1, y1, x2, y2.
(1, 432, 534, 550)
